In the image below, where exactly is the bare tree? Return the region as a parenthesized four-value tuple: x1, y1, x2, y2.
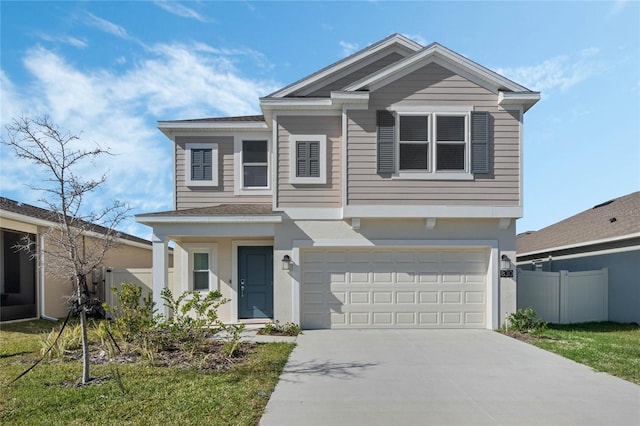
(2, 115, 130, 384)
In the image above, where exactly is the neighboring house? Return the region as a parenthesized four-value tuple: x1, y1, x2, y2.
(137, 34, 540, 329)
(0, 197, 163, 322)
(517, 191, 640, 324)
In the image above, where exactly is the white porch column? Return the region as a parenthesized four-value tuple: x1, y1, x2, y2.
(152, 232, 169, 317)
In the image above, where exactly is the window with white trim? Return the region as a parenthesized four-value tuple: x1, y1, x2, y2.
(289, 134, 327, 184)
(397, 112, 469, 175)
(184, 244, 218, 292)
(185, 143, 218, 186)
(192, 252, 210, 291)
(242, 140, 268, 188)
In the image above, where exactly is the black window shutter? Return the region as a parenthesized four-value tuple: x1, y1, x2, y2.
(471, 111, 489, 174)
(377, 110, 395, 173)
(296, 141, 308, 177)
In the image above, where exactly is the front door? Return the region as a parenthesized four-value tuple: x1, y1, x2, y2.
(238, 246, 273, 319)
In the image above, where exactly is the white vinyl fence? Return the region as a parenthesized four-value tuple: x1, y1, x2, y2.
(104, 268, 174, 311)
(517, 268, 608, 324)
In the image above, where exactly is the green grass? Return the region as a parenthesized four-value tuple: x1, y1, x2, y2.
(531, 322, 640, 384)
(0, 320, 294, 425)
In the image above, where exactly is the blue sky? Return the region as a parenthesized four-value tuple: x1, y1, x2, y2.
(1, 1, 638, 239)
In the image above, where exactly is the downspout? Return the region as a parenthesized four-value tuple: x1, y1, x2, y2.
(39, 232, 58, 321)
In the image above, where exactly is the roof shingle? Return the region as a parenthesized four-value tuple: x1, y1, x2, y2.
(517, 191, 640, 254)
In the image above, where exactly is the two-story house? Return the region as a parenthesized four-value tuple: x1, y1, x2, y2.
(137, 34, 540, 329)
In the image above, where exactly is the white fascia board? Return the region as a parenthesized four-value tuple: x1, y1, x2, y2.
(136, 214, 282, 225)
(498, 91, 541, 112)
(345, 44, 529, 95)
(330, 91, 370, 101)
(342, 205, 523, 219)
(516, 244, 640, 265)
(278, 208, 343, 220)
(259, 98, 333, 108)
(517, 232, 640, 258)
(268, 34, 422, 98)
(157, 121, 268, 136)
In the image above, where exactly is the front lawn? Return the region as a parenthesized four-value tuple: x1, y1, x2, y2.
(0, 320, 294, 425)
(529, 322, 640, 384)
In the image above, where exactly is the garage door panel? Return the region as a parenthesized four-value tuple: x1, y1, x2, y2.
(301, 248, 488, 329)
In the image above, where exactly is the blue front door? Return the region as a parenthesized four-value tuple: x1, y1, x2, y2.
(238, 246, 273, 319)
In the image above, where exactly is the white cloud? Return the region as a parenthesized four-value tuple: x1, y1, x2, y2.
(496, 49, 601, 94)
(83, 12, 131, 40)
(339, 41, 359, 57)
(1, 42, 280, 238)
(607, 0, 628, 19)
(36, 32, 88, 49)
(153, 1, 210, 22)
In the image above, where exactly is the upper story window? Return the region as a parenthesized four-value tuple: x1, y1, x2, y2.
(378, 109, 489, 180)
(289, 134, 327, 184)
(186, 143, 218, 187)
(234, 135, 271, 195)
(242, 140, 268, 188)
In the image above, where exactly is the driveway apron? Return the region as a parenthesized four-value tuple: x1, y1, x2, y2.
(260, 329, 640, 426)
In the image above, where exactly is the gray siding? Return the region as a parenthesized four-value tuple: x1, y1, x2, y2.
(277, 116, 341, 208)
(175, 136, 271, 210)
(347, 62, 521, 206)
(306, 53, 405, 97)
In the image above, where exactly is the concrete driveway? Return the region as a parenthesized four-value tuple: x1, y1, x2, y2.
(260, 330, 640, 426)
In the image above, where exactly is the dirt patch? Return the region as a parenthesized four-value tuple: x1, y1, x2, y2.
(57, 340, 256, 372)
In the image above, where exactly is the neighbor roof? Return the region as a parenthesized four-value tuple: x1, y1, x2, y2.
(0, 197, 151, 246)
(517, 192, 640, 255)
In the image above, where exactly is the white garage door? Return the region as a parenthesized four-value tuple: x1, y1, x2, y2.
(301, 248, 488, 329)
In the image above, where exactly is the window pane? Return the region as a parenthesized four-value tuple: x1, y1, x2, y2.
(400, 116, 428, 141)
(399, 143, 428, 170)
(244, 165, 268, 187)
(437, 116, 465, 141)
(243, 140, 268, 163)
(193, 271, 209, 290)
(437, 144, 465, 170)
(194, 252, 208, 270)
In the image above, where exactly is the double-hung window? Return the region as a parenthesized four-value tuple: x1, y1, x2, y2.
(192, 252, 210, 291)
(242, 140, 268, 188)
(399, 115, 430, 170)
(435, 114, 467, 171)
(289, 134, 327, 184)
(183, 243, 218, 293)
(186, 143, 218, 186)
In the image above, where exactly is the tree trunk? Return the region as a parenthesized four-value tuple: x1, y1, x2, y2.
(80, 308, 90, 384)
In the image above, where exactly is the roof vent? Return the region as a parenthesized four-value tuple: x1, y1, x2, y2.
(593, 199, 615, 209)
(609, 217, 617, 223)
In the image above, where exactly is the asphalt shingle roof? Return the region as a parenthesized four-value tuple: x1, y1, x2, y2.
(137, 204, 276, 217)
(517, 191, 640, 255)
(0, 197, 151, 246)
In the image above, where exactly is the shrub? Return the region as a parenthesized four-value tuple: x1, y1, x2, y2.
(159, 288, 227, 356)
(259, 321, 302, 336)
(507, 307, 548, 337)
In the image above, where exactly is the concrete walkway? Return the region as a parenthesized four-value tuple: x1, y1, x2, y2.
(260, 329, 640, 426)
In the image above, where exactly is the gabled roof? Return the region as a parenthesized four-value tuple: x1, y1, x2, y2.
(0, 197, 151, 247)
(267, 33, 422, 98)
(517, 192, 640, 256)
(343, 42, 539, 112)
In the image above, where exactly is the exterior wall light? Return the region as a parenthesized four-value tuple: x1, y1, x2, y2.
(500, 254, 514, 277)
(282, 254, 292, 271)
